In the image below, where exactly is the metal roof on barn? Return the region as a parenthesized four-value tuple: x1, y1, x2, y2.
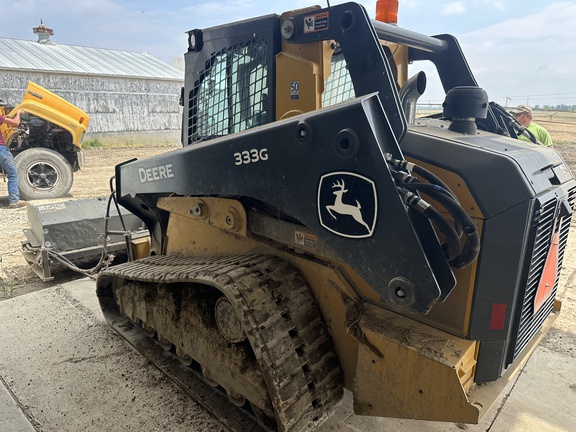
(0, 37, 183, 81)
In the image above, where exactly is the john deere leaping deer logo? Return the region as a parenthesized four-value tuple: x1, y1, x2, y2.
(318, 172, 377, 238)
(326, 179, 372, 232)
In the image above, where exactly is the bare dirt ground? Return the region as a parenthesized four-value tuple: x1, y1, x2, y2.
(0, 144, 176, 297)
(532, 123, 576, 353)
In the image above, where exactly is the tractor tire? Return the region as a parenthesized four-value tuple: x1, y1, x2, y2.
(14, 148, 73, 200)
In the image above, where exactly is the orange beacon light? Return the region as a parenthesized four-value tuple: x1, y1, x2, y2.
(376, 0, 399, 24)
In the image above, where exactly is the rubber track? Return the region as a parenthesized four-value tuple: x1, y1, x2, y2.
(97, 254, 343, 432)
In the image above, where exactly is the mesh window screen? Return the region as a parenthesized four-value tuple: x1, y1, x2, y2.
(322, 50, 355, 108)
(189, 40, 268, 144)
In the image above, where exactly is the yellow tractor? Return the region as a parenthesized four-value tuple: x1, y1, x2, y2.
(0, 81, 89, 200)
(96, 2, 575, 430)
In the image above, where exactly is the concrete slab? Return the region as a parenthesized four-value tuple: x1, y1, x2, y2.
(1, 278, 575, 432)
(0, 377, 36, 432)
(488, 348, 576, 432)
(0, 280, 224, 432)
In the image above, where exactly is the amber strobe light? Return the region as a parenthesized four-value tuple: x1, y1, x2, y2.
(376, 0, 399, 24)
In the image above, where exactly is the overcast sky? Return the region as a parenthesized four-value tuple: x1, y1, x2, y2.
(2, 0, 575, 107)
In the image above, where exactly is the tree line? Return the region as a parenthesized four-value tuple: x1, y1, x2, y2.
(532, 104, 576, 112)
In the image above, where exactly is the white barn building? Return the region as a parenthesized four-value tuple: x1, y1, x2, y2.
(0, 23, 184, 134)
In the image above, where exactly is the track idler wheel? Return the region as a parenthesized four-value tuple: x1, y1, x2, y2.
(215, 297, 246, 344)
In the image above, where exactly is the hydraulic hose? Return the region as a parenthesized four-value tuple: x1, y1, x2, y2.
(392, 170, 463, 235)
(387, 155, 458, 201)
(398, 187, 461, 261)
(411, 164, 458, 202)
(28, 178, 130, 279)
(29, 242, 111, 278)
(402, 180, 480, 268)
(388, 155, 481, 268)
(508, 117, 542, 145)
(109, 176, 128, 232)
(403, 183, 463, 236)
(450, 221, 481, 269)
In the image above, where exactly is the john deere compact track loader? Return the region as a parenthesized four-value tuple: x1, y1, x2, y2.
(96, 2, 575, 430)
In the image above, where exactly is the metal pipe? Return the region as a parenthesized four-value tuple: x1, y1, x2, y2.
(399, 71, 427, 124)
(371, 19, 448, 53)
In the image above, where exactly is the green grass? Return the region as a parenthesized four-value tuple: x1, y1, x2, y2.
(81, 131, 181, 149)
(82, 138, 104, 149)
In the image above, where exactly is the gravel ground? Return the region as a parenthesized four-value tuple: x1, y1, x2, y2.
(0, 145, 176, 298)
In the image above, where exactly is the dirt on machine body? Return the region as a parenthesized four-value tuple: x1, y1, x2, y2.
(95, 2, 575, 431)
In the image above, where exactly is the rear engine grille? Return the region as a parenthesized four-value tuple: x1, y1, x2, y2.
(513, 187, 575, 359)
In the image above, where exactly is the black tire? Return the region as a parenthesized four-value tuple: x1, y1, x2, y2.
(14, 148, 73, 200)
